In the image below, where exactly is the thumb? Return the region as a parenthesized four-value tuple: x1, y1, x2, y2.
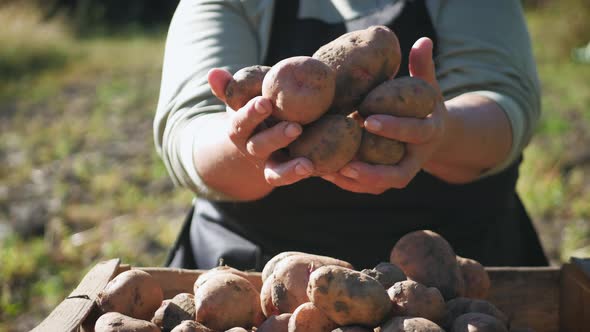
(409, 37, 439, 91)
(207, 68, 233, 103)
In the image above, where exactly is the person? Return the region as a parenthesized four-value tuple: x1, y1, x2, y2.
(154, 0, 548, 271)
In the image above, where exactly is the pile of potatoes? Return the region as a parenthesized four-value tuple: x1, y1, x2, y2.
(90, 229, 531, 332)
(223, 25, 439, 174)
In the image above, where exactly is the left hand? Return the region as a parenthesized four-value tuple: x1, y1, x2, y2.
(322, 37, 447, 194)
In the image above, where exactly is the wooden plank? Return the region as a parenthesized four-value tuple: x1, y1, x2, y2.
(137, 267, 263, 299)
(560, 262, 590, 332)
(30, 258, 120, 332)
(486, 266, 561, 332)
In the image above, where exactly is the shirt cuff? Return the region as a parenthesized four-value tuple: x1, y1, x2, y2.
(463, 90, 526, 177)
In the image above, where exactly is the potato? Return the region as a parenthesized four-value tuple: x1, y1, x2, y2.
(442, 298, 508, 329)
(457, 256, 490, 299)
(225, 328, 250, 332)
(388, 280, 446, 323)
(360, 262, 406, 289)
(358, 77, 438, 119)
(332, 327, 373, 332)
(390, 230, 465, 300)
(451, 313, 508, 332)
(195, 273, 264, 331)
(152, 293, 196, 332)
(225, 65, 271, 111)
(261, 254, 353, 316)
(307, 265, 392, 327)
(313, 25, 401, 114)
(262, 252, 354, 282)
(288, 302, 337, 332)
(95, 312, 160, 332)
(380, 317, 444, 332)
(356, 77, 438, 165)
(262, 56, 336, 124)
(97, 269, 163, 321)
(289, 114, 362, 175)
(195, 265, 262, 293)
(258, 313, 292, 332)
(357, 131, 405, 165)
(170, 320, 215, 332)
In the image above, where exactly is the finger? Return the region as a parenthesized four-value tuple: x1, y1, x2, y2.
(322, 173, 386, 194)
(409, 37, 439, 92)
(338, 161, 419, 189)
(264, 157, 314, 186)
(228, 97, 272, 143)
(246, 121, 302, 159)
(208, 68, 233, 102)
(364, 114, 436, 144)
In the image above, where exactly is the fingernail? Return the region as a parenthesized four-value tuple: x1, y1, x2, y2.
(256, 99, 270, 114)
(284, 123, 302, 138)
(340, 166, 359, 179)
(365, 118, 382, 131)
(295, 162, 312, 176)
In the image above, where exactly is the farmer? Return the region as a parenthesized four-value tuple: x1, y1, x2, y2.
(154, 0, 548, 270)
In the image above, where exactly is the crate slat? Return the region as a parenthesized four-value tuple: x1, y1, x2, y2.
(30, 258, 120, 332)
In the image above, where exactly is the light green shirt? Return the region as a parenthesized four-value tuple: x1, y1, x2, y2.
(154, 0, 541, 200)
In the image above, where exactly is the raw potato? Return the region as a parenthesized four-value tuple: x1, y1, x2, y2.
(288, 302, 337, 332)
(171, 320, 215, 332)
(152, 293, 196, 332)
(390, 230, 465, 300)
(357, 77, 438, 165)
(195, 273, 264, 331)
(261, 254, 352, 316)
(358, 77, 438, 119)
(380, 316, 444, 332)
(307, 265, 392, 327)
(388, 280, 446, 323)
(357, 131, 405, 165)
(225, 65, 271, 111)
(257, 313, 292, 332)
(262, 252, 354, 282)
(262, 56, 336, 124)
(451, 313, 508, 332)
(332, 327, 373, 332)
(313, 25, 401, 114)
(195, 265, 262, 293)
(457, 256, 491, 299)
(95, 312, 160, 332)
(360, 262, 406, 289)
(97, 269, 163, 321)
(289, 114, 362, 175)
(442, 298, 508, 329)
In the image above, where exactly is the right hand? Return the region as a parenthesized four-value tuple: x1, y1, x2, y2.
(208, 68, 315, 187)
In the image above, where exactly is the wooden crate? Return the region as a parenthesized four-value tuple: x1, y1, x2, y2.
(31, 258, 590, 332)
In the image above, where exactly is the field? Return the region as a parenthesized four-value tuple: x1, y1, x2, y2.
(1, 1, 589, 331)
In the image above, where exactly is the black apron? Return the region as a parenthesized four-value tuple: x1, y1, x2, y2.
(166, 0, 548, 270)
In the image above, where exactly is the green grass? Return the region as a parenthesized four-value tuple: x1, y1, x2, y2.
(0, 1, 589, 331)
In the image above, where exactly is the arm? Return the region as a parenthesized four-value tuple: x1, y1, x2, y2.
(154, 0, 312, 201)
(323, 0, 540, 193)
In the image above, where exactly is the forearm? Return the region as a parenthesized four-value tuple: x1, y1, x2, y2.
(424, 94, 512, 183)
(192, 113, 274, 201)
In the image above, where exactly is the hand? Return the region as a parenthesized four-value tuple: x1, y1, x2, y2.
(321, 37, 447, 194)
(207, 68, 315, 187)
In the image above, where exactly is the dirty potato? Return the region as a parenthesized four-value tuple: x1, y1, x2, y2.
(388, 280, 446, 323)
(457, 256, 491, 299)
(262, 56, 336, 124)
(97, 269, 163, 321)
(289, 114, 362, 175)
(390, 230, 465, 300)
(288, 302, 337, 332)
(225, 65, 271, 111)
(307, 265, 391, 327)
(95, 312, 160, 332)
(313, 25, 401, 114)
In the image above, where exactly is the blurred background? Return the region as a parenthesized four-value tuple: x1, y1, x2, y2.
(0, 0, 589, 330)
